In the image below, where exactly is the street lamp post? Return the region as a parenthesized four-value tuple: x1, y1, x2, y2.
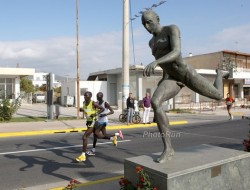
(122, 0, 130, 111)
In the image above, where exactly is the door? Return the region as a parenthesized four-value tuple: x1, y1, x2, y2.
(110, 83, 117, 106)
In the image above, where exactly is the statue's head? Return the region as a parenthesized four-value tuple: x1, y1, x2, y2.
(141, 10, 160, 34)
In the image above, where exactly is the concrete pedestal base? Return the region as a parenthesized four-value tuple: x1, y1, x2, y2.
(124, 144, 250, 190)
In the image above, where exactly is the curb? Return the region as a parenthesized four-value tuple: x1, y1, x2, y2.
(0, 121, 188, 138)
(50, 175, 123, 190)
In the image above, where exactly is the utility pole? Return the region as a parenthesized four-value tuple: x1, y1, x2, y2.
(122, 0, 130, 111)
(76, 0, 80, 119)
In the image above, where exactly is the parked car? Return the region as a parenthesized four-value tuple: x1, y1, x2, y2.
(32, 93, 46, 103)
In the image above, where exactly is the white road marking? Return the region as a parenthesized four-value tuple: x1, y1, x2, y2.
(0, 140, 131, 155)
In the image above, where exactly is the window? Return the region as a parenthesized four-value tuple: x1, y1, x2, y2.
(6, 78, 13, 83)
(234, 84, 238, 98)
(244, 87, 250, 100)
(0, 78, 15, 99)
(0, 84, 4, 98)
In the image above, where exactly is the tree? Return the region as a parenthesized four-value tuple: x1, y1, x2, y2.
(20, 77, 34, 93)
(39, 84, 47, 92)
(54, 86, 61, 93)
(221, 57, 237, 73)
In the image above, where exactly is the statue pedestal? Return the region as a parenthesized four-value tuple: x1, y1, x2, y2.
(124, 144, 250, 190)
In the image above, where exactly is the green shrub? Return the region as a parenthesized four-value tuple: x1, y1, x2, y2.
(0, 97, 21, 121)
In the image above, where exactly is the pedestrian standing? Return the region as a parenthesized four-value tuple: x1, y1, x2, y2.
(134, 97, 139, 115)
(126, 93, 135, 125)
(143, 92, 151, 124)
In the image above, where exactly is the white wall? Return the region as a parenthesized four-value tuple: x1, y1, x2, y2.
(233, 71, 250, 79)
(61, 80, 107, 107)
(15, 77, 20, 97)
(78, 81, 107, 107)
(31, 72, 61, 88)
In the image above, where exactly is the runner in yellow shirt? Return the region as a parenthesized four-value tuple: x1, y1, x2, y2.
(75, 91, 104, 162)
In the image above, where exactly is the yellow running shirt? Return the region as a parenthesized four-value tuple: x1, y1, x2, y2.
(83, 100, 96, 121)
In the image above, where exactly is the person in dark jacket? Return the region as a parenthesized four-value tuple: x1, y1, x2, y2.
(126, 92, 135, 125)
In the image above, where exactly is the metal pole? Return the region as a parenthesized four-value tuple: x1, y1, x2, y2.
(47, 73, 54, 120)
(76, 0, 80, 119)
(49, 73, 54, 119)
(122, 0, 130, 111)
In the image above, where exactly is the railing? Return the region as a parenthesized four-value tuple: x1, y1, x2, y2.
(235, 68, 250, 73)
(174, 97, 250, 112)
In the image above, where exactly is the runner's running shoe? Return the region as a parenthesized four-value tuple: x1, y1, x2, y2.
(113, 136, 117, 146)
(75, 154, 86, 162)
(118, 130, 123, 140)
(86, 150, 95, 156)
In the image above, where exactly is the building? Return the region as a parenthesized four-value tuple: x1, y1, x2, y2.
(29, 72, 61, 88)
(185, 50, 250, 100)
(29, 72, 47, 87)
(0, 67, 35, 99)
(85, 50, 250, 109)
(60, 80, 107, 107)
(87, 65, 163, 109)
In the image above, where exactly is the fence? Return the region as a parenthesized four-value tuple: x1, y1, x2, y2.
(174, 95, 250, 112)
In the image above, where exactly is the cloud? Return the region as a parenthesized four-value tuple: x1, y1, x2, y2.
(0, 32, 125, 79)
(182, 23, 250, 56)
(211, 24, 250, 51)
(0, 29, 154, 80)
(1, 24, 250, 80)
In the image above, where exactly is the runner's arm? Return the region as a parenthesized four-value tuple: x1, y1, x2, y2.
(104, 102, 114, 116)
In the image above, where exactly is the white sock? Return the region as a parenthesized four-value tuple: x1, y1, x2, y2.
(92, 148, 96, 152)
(81, 152, 85, 156)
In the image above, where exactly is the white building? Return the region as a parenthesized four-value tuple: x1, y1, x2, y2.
(29, 72, 61, 88)
(0, 67, 35, 99)
(29, 72, 47, 87)
(61, 80, 107, 107)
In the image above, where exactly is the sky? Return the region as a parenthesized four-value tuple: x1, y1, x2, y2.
(0, 0, 249, 80)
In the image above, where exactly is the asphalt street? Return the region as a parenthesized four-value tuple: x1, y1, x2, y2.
(0, 118, 249, 190)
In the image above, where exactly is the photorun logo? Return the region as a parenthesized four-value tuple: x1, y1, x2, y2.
(143, 131, 181, 138)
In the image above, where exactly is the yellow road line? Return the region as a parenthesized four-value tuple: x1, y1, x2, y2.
(0, 121, 188, 138)
(0, 128, 86, 138)
(106, 121, 188, 130)
(50, 175, 123, 190)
